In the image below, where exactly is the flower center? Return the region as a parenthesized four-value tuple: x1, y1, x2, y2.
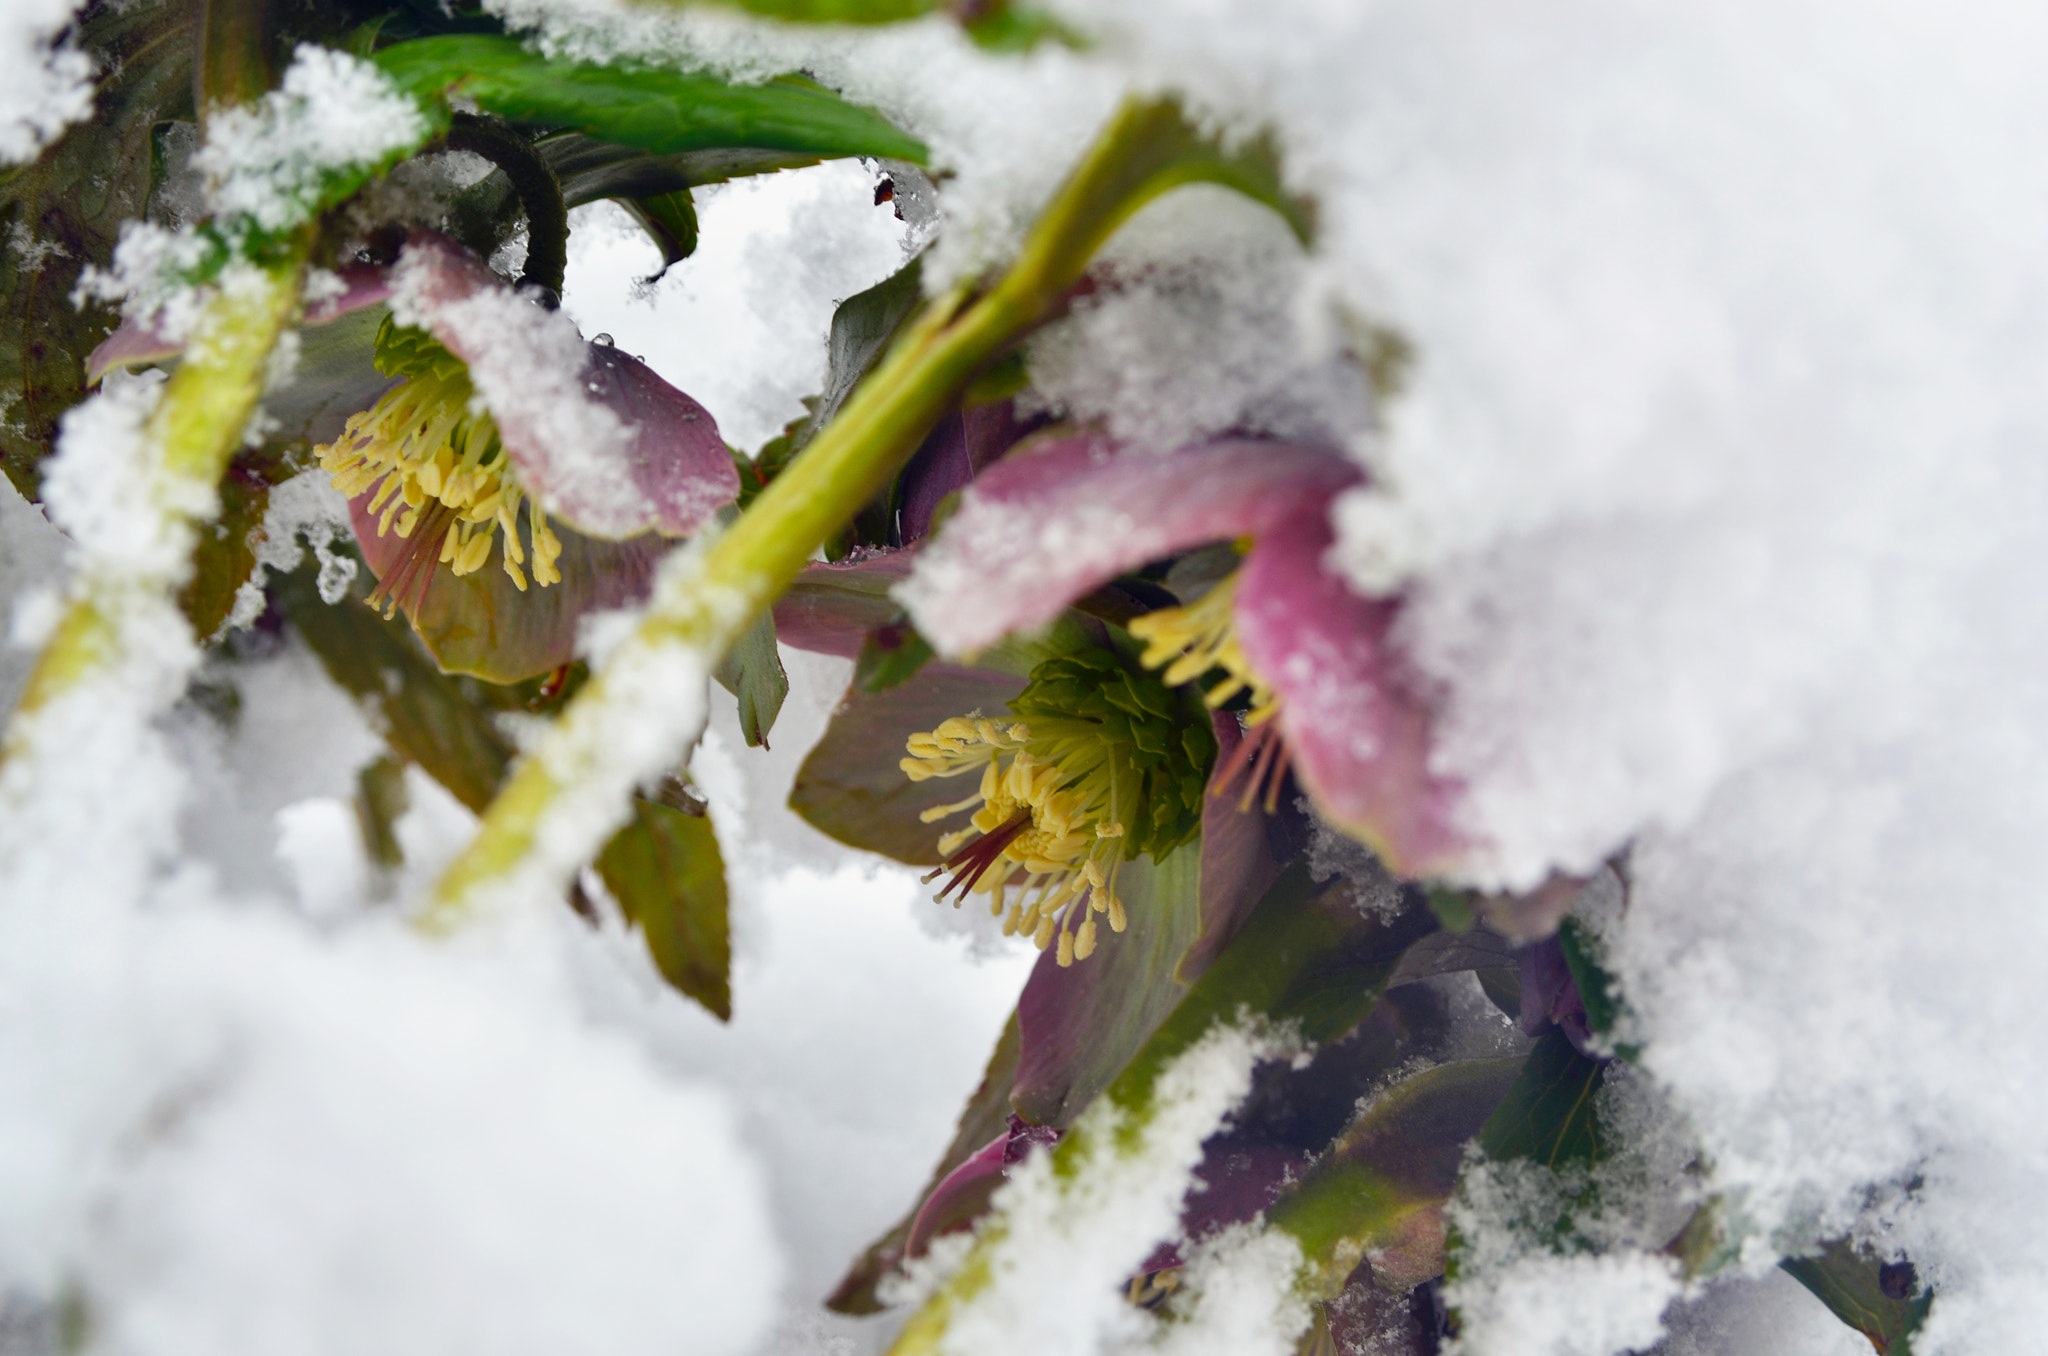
(1127, 570, 1278, 725)
(315, 321, 562, 618)
(901, 650, 1214, 966)
(1128, 569, 1296, 812)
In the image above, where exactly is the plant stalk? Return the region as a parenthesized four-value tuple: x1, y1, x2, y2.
(427, 93, 1210, 915)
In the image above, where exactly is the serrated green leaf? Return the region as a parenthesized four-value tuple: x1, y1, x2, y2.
(596, 797, 732, 1021)
(372, 35, 927, 164)
(1781, 1239, 1932, 1356)
(713, 606, 788, 748)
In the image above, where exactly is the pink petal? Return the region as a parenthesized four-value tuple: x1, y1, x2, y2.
(773, 550, 918, 660)
(1234, 510, 1466, 877)
(898, 435, 1361, 656)
(392, 232, 737, 539)
(85, 316, 183, 384)
(303, 262, 395, 324)
(88, 262, 395, 384)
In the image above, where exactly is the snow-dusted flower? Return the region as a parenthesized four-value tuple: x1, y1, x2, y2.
(899, 434, 1464, 877)
(92, 233, 739, 681)
(901, 646, 1214, 966)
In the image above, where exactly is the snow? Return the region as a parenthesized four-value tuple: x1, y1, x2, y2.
(561, 165, 911, 454)
(0, 0, 91, 166)
(195, 46, 429, 236)
(6, 2, 2048, 1352)
(922, 1023, 1303, 1356)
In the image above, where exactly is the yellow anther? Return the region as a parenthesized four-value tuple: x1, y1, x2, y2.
(1129, 572, 1278, 723)
(1076, 916, 1097, 961)
(315, 353, 564, 599)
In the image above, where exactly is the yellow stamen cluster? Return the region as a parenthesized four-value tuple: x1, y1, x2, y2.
(1128, 572, 1278, 724)
(903, 715, 1129, 967)
(316, 358, 562, 599)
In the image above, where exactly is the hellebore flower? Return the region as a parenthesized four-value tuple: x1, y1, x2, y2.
(91, 232, 738, 682)
(895, 433, 1464, 877)
(321, 233, 737, 680)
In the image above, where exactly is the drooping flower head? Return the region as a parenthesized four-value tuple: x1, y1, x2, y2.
(902, 646, 1216, 966)
(87, 231, 741, 683)
(898, 433, 1465, 876)
(320, 316, 563, 615)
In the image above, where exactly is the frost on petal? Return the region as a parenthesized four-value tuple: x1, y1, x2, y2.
(350, 489, 667, 683)
(898, 435, 1358, 657)
(1235, 511, 1464, 877)
(392, 233, 737, 539)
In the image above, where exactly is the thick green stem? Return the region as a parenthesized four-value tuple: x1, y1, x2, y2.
(428, 94, 1206, 914)
(3, 258, 303, 744)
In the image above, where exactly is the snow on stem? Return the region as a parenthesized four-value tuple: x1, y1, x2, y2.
(426, 95, 1255, 921)
(2, 253, 305, 748)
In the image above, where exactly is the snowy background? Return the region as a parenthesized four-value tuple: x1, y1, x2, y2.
(4, 0, 2047, 1352)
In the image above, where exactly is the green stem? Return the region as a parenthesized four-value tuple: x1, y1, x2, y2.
(3, 255, 303, 744)
(427, 93, 1240, 914)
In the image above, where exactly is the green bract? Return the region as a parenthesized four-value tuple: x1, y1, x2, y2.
(1006, 647, 1217, 865)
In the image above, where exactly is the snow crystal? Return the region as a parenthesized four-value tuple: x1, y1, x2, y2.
(1446, 1252, 1679, 1356)
(38, 368, 197, 580)
(219, 469, 356, 633)
(0, 0, 91, 166)
(0, 477, 69, 719)
(194, 45, 428, 235)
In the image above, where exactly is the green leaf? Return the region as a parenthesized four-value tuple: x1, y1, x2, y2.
(647, 0, 936, 22)
(354, 755, 411, 871)
(617, 188, 699, 279)
(1011, 840, 1204, 1127)
(1558, 918, 1638, 1058)
(828, 1013, 1022, 1315)
(371, 35, 928, 163)
(1475, 1027, 1607, 1169)
(805, 256, 928, 459)
(0, 0, 198, 497)
(854, 622, 934, 693)
(713, 606, 789, 748)
(1266, 1059, 1522, 1297)
(277, 555, 517, 812)
(1781, 1239, 1932, 1356)
(596, 797, 733, 1021)
(790, 664, 1027, 864)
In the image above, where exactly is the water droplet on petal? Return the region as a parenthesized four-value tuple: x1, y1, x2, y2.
(592, 332, 614, 346)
